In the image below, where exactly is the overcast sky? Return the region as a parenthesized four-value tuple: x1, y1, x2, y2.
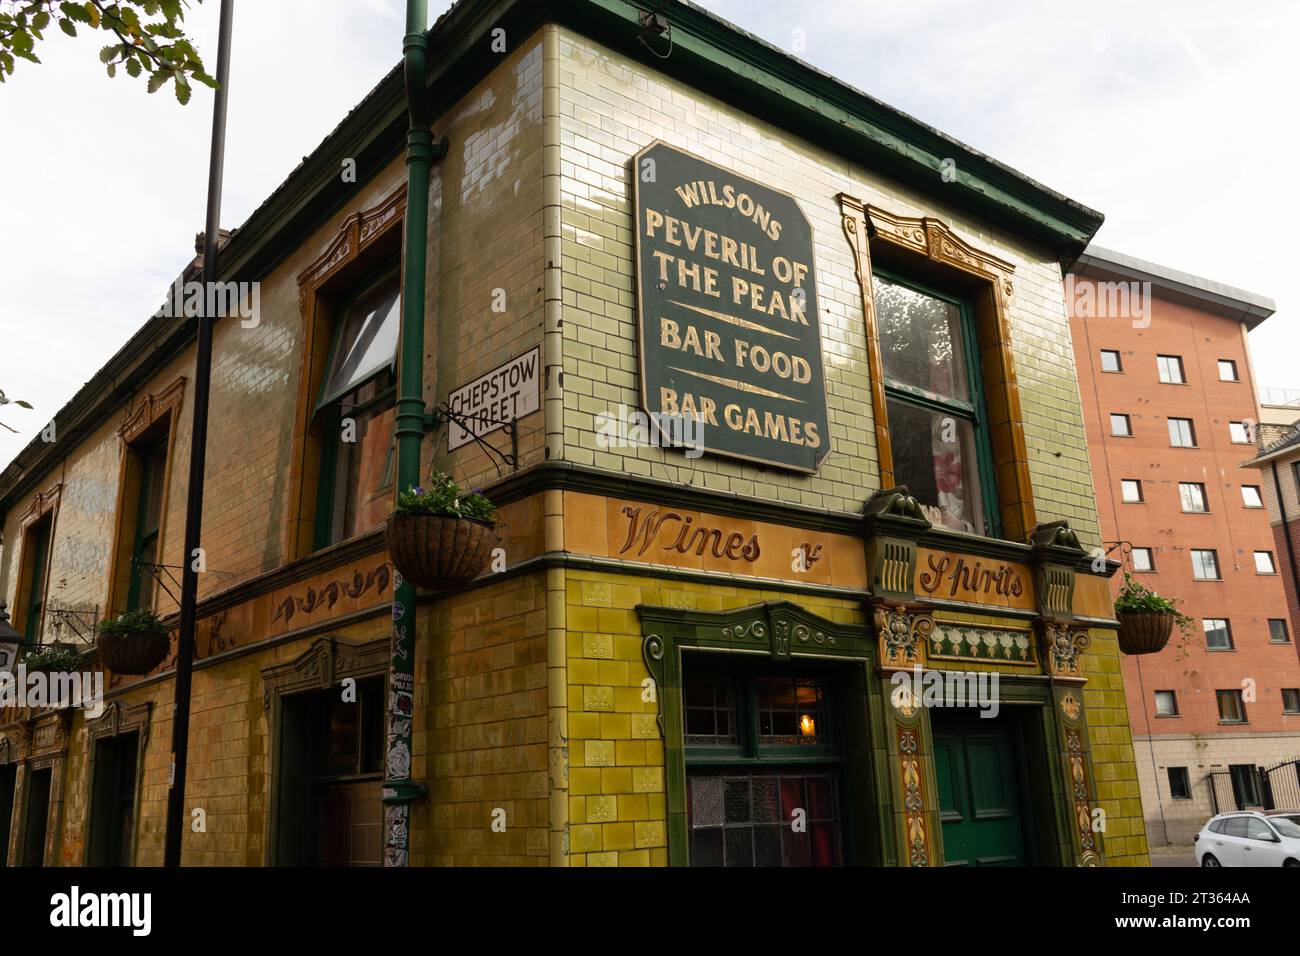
(1, 0, 1295, 468)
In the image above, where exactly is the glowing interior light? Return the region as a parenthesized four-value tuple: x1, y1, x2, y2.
(799, 714, 815, 737)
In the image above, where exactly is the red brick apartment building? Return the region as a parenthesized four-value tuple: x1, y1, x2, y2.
(1068, 246, 1300, 846)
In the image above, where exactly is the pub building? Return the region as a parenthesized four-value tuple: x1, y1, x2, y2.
(0, 0, 1147, 867)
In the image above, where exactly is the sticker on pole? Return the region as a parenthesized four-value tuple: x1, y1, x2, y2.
(446, 346, 541, 450)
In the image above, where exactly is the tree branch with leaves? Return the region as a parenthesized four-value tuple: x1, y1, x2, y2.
(1, 0, 214, 103)
(0, 388, 33, 433)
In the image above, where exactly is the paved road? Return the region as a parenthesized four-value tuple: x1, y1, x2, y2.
(1149, 846, 1196, 867)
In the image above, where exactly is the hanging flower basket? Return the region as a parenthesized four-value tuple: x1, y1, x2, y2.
(385, 474, 498, 590)
(1114, 573, 1190, 657)
(1116, 611, 1175, 655)
(96, 609, 171, 675)
(20, 645, 78, 675)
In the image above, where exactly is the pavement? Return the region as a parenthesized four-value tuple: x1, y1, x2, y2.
(1148, 845, 1196, 867)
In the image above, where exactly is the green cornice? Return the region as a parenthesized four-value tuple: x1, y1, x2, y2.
(556, 0, 1103, 258)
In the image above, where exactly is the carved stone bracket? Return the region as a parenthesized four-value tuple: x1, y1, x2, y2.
(872, 602, 934, 670)
(861, 486, 931, 605)
(1038, 620, 1090, 679)
(1030, 520, 1085, 622)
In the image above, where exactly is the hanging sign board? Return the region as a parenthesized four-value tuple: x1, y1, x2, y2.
(446, 346, 541, 451)
(633, 141, 830, 472)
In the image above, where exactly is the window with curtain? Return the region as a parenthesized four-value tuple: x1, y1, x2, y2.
(313, 271, 400, 550)
(872, 272, 994, 535)
(127, 435, 168, 611)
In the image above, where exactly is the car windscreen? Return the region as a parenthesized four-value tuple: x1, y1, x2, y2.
(1270, 816, 1300, 839)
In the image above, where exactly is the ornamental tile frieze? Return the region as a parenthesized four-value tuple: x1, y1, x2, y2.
(927, 621, 1036, 666)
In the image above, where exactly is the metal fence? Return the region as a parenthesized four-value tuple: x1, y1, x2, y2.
(1208, 759, 1300, 814)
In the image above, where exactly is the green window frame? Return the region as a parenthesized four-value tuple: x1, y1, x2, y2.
(126, 435, 168, 612)
(21, 517, 52, 642)
(312, 264, 400, 552)
(872, 267, 1000, 538)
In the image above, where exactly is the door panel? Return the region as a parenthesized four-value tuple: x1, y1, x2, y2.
(933, 712, 1026, 866)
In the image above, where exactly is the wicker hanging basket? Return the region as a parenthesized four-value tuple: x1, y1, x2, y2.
(96, 628, 171, 675)
(385, 512, 497, 590)
(1116, 611, 1175, 655)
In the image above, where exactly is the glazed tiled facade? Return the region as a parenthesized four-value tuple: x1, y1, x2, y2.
(0, 0, 1146, 868)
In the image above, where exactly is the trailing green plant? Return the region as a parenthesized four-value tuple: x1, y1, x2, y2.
(1115, 572, 1196, 652)
(393, 471, 497, 525)
(97, 607, 167, 638)
(21, 645, 77, 672)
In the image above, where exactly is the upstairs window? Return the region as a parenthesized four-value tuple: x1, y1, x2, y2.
(1168, 418, 1197, 447)
(1131, 547, 1154, 572)
(1241, 485, 1263, 508)
(1154, 690, 1179, 716)
(1270, 619, 1291, 643)
(1110, 413, 1132, 437)
(1203, 618, 1233, 650)
(1228, 421, 1252, 444)
(126, 434, 168, 611)
(1218, 359, 1239, 382)
(1121, 479, 1143, 503)
(1157, 354, 1185, 384)
(1217, 690, 1247, 724)
(1191, 549, 1220, 580)
(1099, 349, 1122, 373)
(1254, 551, 1276, 574)
(16, 514, 53, 641)
(873, 272, 996, 536)
(1179, 482, 1208, 513)
(313, 271, 400, 550)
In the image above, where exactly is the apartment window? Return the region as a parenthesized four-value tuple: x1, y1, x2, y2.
(313, 271, 400, 550)
(1241, 485, 1263, 508)
(1109, 413, 1132, 437)
(1131, 547, 1155, 572)
(1179, 482, 1208, 513)
(1203, 618, 1233, 650)
(1270, 619, 1291, 643)
(1168, 417, 1197, 447)
(1167, 767, 1191, 799)
(1191, 549, 1220, 580)
(1229, 421, 1252, 444)
(1154, 690, 1179, 716)
(1121, 479, 1143, 503)
(1217, 690, 1247, 723)
(16, 514, 53, 641)
(1254, 551, 1276, 574)
(1218, 359, 1239, 382)
(87, 732, 140, 866)
(872, 272, 995, 536)
(1284, 689, 1300, 715)
(1157, 354, 1185, 384)
(1100, 349, 1122, 373)
(685, 662, 842, 867)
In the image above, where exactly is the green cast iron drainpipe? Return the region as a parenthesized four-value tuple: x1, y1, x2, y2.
(382, 0, 434, 867)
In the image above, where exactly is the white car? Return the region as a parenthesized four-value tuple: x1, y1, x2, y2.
(1195, 811, 1300, 867)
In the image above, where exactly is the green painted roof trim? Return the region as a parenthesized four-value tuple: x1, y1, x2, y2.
(0, 0, 1102, 512)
